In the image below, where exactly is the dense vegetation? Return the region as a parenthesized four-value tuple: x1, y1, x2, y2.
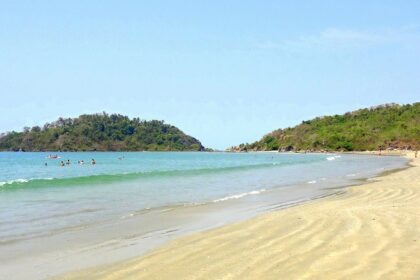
(232, 103, 420, 152)
(0, 113, 204, 151)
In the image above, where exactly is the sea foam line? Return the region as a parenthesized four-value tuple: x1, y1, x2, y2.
(0, 177, 54, 187)
(213, 189, 266, 202)
(326, 155, 341, 161)
(0, 178, 29, 186)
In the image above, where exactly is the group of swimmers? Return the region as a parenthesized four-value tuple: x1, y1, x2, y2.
(59, 159, 96, 166)
(45, 159, 96, 166)
(44, 155, 125, 166)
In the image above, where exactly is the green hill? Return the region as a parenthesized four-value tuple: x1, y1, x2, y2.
(233, 103, 420, 152)
(0, 113, 204, 151)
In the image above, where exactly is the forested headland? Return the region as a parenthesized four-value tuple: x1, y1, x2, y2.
(0, 113, 204, 151)
(231, 103, 420, 152)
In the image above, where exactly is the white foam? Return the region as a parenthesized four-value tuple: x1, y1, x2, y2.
(326, 155, 341, 161)
(13, 178, 28, 183)
(0, 177, 56, 187)
(307, 180, 317, 184)
(5, 178, 28, 185)
(213, 189, 266, 202)
(0, 178, 32, 187)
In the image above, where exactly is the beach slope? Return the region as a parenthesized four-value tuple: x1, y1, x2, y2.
(61, 153, 420, 280)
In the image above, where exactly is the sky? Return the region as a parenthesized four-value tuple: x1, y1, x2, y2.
(1, 1, 419, 149)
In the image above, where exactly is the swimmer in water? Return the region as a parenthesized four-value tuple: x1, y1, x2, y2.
(91, 159, 96, 165)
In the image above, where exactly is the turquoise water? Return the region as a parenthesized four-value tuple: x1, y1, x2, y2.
(0, 152, 407, 244)
(0, 152, 323, 189)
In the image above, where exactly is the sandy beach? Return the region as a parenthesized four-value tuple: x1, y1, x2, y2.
(58, 152, 420, 280)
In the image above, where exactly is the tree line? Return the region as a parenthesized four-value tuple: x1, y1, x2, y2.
(231, 103, 420, 152)
(0, 113, 204, 151)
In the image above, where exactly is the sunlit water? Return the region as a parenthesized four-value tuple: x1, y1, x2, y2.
(0, 152, 407, 244)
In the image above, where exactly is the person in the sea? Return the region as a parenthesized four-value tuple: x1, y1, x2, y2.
(60, 161, 65, 167)
(44, 162, 48, 166)
(66, 159, 71, 165)
(91, 159, 96, 165)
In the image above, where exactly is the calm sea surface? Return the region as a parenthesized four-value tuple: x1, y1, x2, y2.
(0, 152, 407, 244)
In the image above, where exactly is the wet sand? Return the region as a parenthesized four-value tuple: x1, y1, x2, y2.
(0, 176, 338, 280)
(60, 152, 420, 280)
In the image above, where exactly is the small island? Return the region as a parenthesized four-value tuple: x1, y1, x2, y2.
(0, 113, 204, 152)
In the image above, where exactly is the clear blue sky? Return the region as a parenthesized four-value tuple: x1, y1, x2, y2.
(1, 1, 419, 149)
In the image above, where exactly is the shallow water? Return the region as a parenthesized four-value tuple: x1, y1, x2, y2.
(0, 152, 409, 280)
(0, 152, 407, 245)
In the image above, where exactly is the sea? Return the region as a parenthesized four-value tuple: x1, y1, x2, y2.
(0, 151, 408, 279)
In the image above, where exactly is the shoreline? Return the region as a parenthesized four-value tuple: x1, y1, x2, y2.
(57, 151, 420, 279)
(0, 153, 406, 280)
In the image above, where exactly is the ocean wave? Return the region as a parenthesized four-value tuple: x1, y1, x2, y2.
(0, 162, 292, 191)
(0, 177, 56, 187)
(326, 155, 341, 161)
(307, 180, 317, 184)
(213, 189, 266, 202)
(0, 178, 29, 186)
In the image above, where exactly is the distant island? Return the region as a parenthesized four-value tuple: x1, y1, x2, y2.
(0, 113, 204, 151)
(230, 103, 420, 152)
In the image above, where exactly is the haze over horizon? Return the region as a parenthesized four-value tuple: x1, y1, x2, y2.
(1, 1, 419, 149)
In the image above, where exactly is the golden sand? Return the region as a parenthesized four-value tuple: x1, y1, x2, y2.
(61, 153, 420, 280)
